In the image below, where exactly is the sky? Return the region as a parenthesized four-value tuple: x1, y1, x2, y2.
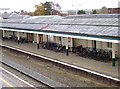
(0, 0, 120, 12)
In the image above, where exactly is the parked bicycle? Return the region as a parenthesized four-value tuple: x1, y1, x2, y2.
(72, 45, 113, 62)
(41, 42, 67, 53)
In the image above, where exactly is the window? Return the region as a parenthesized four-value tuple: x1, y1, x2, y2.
(107, 42, 112, 48)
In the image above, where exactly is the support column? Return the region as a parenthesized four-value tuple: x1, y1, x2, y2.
(94, 40, 96, 50)
(36, 34, 39, 49)
(17, 32, 20, 44)
(112, 43, 116, 67)
(2, 30, 5, 41)
(3, 30, 5, 38)
(118, 43, 120, 59)
(93, 40, 96, 51)
(65, 37, 69, 56)
(47, 35, 48, 42)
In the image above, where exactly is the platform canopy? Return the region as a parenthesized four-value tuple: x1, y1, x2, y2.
(2, 22, 119, 37)
(0, 14, 120, 43)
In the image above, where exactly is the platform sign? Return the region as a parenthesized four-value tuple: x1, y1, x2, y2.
(68, 37, 71, 46)
(62, 37, 71, 46)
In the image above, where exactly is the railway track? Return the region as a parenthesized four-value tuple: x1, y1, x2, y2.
(0, 44, 120, 88)
(1, 63, 52, 89)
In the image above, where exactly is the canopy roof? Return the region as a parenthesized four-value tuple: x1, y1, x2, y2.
(1, 13, 120, 38)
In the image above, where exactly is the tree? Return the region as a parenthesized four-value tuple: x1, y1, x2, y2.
(92, 10, 97, 14)
(44, 1, 61, 15)
(34, 3, 45, 15)
(34, 1, 61, 15)
(77, 10, 86, 14)
(44, 2, 52, 15)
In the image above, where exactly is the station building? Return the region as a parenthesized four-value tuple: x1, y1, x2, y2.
(0, 13, 120, 61)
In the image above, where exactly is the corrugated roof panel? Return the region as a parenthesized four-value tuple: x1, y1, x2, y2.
(64, 14, 119, 19)
(2, 23, 47, 30)
(1, 23, 119, 37)
(1, 14, 118, 26)
(43, 24, 119, 37)
(1, 14, 119, 37)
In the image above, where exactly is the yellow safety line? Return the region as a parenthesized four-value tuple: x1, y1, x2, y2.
(0, 77, 16, 89)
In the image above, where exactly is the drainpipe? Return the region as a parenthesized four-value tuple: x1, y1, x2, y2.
(2, 30, 5, 40)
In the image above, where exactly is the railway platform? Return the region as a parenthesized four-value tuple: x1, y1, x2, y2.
(1, 40, 119, 78)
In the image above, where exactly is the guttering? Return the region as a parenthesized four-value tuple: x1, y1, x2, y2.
(0, 27, 120, 43)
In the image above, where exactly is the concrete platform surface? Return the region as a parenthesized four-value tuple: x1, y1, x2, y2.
(1, 41, 119, 78)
